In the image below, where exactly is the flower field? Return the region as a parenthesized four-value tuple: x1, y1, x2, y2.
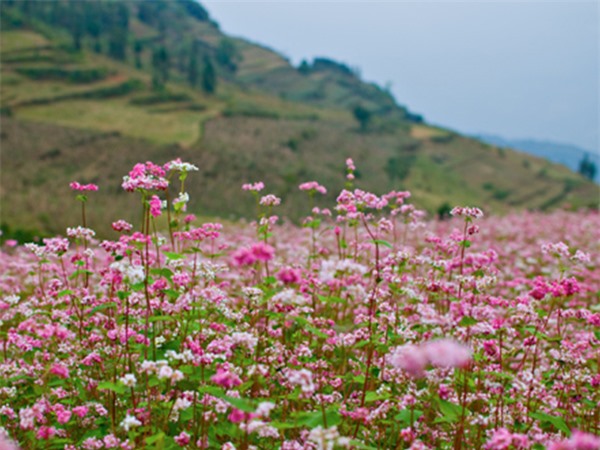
(0, 159, 599, 450)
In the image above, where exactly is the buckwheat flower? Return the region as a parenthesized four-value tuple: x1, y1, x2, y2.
(288, 369, 315, 393)
(4, 295, 19, 305)
(0, 434, 19, 450)
(389, 344, 429, 378)
(299, 181, 327, 194)
(36, 426, 56, 440)
(173, 192, 190, 211)
(547, 430, 600, 450)
(211, 367, 242, 389)
(50, 363, 70, 379)
(157, 365, 173, 380)
(231, 332, 258, 351)
(232, 246, 255, 266)
(120, 414, 141, 432)
(149, 195, 163, 218)
(222, 443, 236, 450)
(170, 370, 184, 383)
(67, 226, 96, 240)
(259, 194, 281, 207)
(165, 158, 198, 172)
(251, 242, 275, 262)
(174, 431, 191, 446)
(424, 339, 472, 369)
(242, 181, 264, 192)
(277, 267, 302, 284)
(255, 402, 276, 418)
(25, 243, 46, 258)
(70, 181, 99, 192)
(571, 249, 591, 264)
(309, 426, 349, 450)
(112, 220, 133, 232)
(119, 374, 137, 387)
(450, 206, 484, 219)
(122, 161, 169, 192)
(43, 237, 69, 255)
(541, 241, 570, 258)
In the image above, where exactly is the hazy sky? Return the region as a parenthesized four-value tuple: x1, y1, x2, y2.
(203, 1, 599, 152)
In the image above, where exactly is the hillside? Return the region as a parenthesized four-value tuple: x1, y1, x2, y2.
(1, 0, 598, 239)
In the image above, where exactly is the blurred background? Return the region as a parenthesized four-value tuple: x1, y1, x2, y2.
(1, 0, 598, 240)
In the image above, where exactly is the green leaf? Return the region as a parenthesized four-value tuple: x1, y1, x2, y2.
(163, 252, 185, 260)
(97, 381, 126, 394)
(364, 391, 391, 403)
(150, 268, 173, 280)
(222, 396, 255, 412)
(459, 240, 472, 248)
(373, 239, 393, 249)
(348, 440, 378, 450)
(438, 399, 463, 423)
(459, 316, 478, 326)
(145, 432, 166, 445)
(395, 409, 423, 426)
(529, 412, 571, 435)
(57, 289, 73, 298)
(69, 269, 93, 280)
(90, 302, 117, 314)
(149, 315, 174, 323)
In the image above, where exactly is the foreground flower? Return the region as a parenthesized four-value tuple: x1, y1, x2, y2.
(120, 414, 142, 432)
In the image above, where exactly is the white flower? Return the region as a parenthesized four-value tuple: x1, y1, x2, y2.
(119, 374, 137, 387)
(120, 414, 141, 431)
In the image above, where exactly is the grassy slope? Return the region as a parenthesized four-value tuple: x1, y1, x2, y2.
(1, 23, 598, 238)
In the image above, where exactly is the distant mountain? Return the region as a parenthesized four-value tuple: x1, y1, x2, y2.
(475, 134, 599, 182)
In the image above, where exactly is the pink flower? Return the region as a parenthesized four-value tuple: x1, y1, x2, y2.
(251, 242, 275, 262)
(211, 367, 242, 389)
(277, 267, 302, 284)
(149, 195, 162, 218)
(450, 206, 484, 219)
(260, 194, 281, 207)
(122, 162, 168, 192)
(299, 181, 327, 195)
(0, 436, 19, 450)
(36, 426, 56, 440)
(424, 339, 472, 369)
(70, 182, 99, 192)
(242, 182, 264, 192)
(111, 220, 133, 232)
(50, 363, 70, 379)
(174, 431, 191, 446)
(484, 428, 513, 449)
(72, 406, 89, 418)
(232, 247, 256, 266)
(548, 430, 600, 450)
(389, 344, 429, 378)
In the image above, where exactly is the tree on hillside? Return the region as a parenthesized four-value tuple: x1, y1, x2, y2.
(152, 47, 170, 90)
(202, 56, 217, 94)
(578, 153, 597, 181)
(353, 105, 372, 132)
(216, 38, 240, 72)
(134, 41, 143, 69)
(188, 44, 199, 88)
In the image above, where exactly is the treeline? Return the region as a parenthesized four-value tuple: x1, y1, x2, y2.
(1, 0, 240, 94)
